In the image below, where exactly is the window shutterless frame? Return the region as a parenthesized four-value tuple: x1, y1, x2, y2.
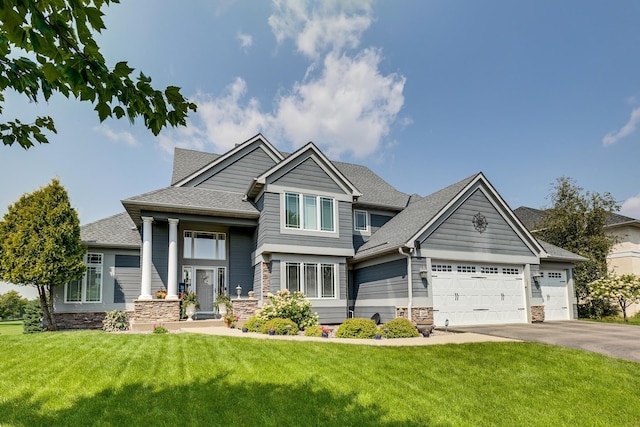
(64, 253, 103, 303)
(284, 192, 335, 232)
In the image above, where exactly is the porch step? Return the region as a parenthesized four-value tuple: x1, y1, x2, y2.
(130, 318, 226, 333)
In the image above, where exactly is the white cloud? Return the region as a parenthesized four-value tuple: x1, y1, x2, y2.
(621, 194, 640, 219)
(94, 124, 137, 146)
(275, 49, 405, 158)
(602, 107, 640, 146)
(269, 0, 374, 59)
(237, 32, 253, 50)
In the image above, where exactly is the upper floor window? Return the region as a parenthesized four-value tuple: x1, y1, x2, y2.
(354, 210, 368, 232)
(184, 231, 226, 260)
(285, 193, 335, 232)
(65, 253, 103, 303)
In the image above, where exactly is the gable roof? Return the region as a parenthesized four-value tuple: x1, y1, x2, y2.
(537, 239, 588, 262)
(121, 187, 259, 224)
(173, 134, 284, 187)
(81, 212, 140, 248)
(171, 148, 220, 185)
(355, 173, 480, 260)
(332, 161, 410, 210)
(514, 206, 640, 231)
(246, 142, 362, 199)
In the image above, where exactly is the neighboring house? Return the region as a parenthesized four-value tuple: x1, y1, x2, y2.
(514, 206, 640, 315)
(53, 134, 584, 329)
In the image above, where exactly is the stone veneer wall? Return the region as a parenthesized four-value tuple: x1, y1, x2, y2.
(55, 312, 107, 330)
(133, 299, 181, 322)
(395, 306, 434, 324)
(530, 305, 545, 323)
(231, 298, 259, 320)
(261, 261, 271, 305)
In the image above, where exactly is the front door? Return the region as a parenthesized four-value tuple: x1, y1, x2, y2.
(183, 266, 227, 313)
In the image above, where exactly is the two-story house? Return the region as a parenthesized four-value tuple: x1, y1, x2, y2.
(53, 134, 584, 329)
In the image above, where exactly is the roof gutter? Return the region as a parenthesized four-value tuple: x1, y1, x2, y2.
(399, 247, 413, 323)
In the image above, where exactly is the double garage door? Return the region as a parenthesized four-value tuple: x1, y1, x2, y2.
(432, 262, 527, 327)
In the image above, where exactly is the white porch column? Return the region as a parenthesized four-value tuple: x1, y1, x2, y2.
(166, 218, 180, 300)
(139, 216, 154, 300)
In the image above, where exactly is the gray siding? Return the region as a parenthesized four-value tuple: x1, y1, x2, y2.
(258, 192, 353, 250)
(195, 147, 276, 193)
(114, 255, 140, 303)
(253, 263, 262, 300)
(315, 306, 348, 324)
(353, 213, 394, 250)
(423, 189, 534, 256)
(269, 260, 281, 295)
(411, 256, 429, 298)
(270, 157, 344, 194)
(151, 222, 169, 291)
(229, 227, 255, 296)
(353, 259, 408, 300)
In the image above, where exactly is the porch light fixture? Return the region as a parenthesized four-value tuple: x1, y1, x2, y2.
(532, 272, 542, 285)
(419, 269, 429, 280)
(236, 285, 242, 299)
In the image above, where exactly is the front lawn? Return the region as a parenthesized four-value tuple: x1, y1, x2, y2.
(583, 315, 640, 326)
(1, 332, 639, 426)
(0, 320, 24, 336)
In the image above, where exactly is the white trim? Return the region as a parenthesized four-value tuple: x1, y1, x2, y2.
(351, 252, 406, 269)
(280, 261, 338, 300)
(254, 244, 354, 263)
(174, 134, 284, 187)
(139, 216, 153, 300)
(64, 252, 104, 304)
(183, 230, 227, 260)
(272, 253, 347, 263)
(267, 185, 353, 202)
(420, 249, 539, 265)
(607, 250, 640, 259)
(353, 209, 370, 234)
(280, 192, 339, 238)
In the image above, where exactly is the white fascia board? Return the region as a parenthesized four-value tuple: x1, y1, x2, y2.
(420, 248, 539, 265)
(174, 134, 284, 187)
(254, 243, 354, 263)
(266, 184, 353, 202)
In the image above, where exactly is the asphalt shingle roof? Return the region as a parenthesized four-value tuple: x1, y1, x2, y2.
(514, 206, 639, 230)
(81, 212, 140, 248)
(171, 148, 220, 185)
(537, 239, 588, 262)
(355, 173, 479, 260)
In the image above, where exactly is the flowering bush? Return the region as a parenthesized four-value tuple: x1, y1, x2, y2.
(223, 312, 240, 326)
(588, 274, 640, 322)
(304, 325, 331, 337)
(255, 289, 319, 330)
(243, 316, 263, 332)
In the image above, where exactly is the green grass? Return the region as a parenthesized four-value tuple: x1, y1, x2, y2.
(583, 314, 640, 326)
(0, 320, 24, 336)
(1, 332, 639, 426)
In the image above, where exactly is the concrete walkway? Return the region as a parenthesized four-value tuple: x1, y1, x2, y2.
(180, 325, 519, 347)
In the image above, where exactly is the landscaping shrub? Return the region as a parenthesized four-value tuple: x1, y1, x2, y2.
(335, 318, 378, 339)
(304, 325, 323, 337)
(152, 325, 168, 334)
(242, 316, 263, 332)
(103, 310, 130, 332)
(381, 317, 419, 338)
(261, 317, 299, 335)
(22, 299, 45, 334)
(256, 289, 319, 330)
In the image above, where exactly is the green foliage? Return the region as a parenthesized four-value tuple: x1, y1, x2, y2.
(255, 289, 319, 330)
(335, 318, 379, 339)
(152, 325, 168, 334)
(588, 274, 640, 322)
(180, 292, 200, 319)
(242, 316, 263, 333)
(0, 0, 197, 149)
(380, 318, 419, 338)
(0, 178, 85, 330)
(22, 299, 44, 334)
(303, 325, 324, 337)
(534, 177, 620, 318)
(102, 311, 129, 332)
(0, 290, 28, 319)
(261, 318, 299, 335)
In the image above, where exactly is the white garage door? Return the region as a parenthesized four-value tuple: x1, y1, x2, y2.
(432, 263, 527, 327)
(539, 270, 570, 321)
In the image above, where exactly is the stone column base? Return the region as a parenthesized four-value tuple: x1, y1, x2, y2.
(231, 298, 258, 320)
(395, 306, 434, 324)
(133, 299, 181, 322)
(531, 305, 545, 323)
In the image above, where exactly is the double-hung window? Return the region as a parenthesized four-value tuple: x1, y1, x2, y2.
(354, 210, 368, 232)
(65, 253, 103, 303)
(285, 193, 335, 232)
(285, 262, 336, 298)
(184, 231, 226, 260)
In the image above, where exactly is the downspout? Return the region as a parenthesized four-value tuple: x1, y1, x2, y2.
(399, 247, 413, 322)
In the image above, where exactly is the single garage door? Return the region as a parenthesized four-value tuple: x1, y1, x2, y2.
(539, 270, 570, 321)
(432, 262, 527, 326)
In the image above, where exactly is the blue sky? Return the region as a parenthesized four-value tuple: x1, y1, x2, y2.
(2, 0, 640, 225)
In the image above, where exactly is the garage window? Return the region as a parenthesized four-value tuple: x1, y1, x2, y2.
(503, 267, 520, 275)
(480, 266, 498, 274)
(457, 265, 476, 273)
(432, 264, 452, 272)
(548, 272, 562, 278)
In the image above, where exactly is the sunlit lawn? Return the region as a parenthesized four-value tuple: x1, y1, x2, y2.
(0, 320, 23, 336)
(1, 331, 639, 426)
(583, 314, 640, 326)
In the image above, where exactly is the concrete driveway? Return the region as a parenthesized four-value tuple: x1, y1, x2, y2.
(455, 321, 640, 363)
